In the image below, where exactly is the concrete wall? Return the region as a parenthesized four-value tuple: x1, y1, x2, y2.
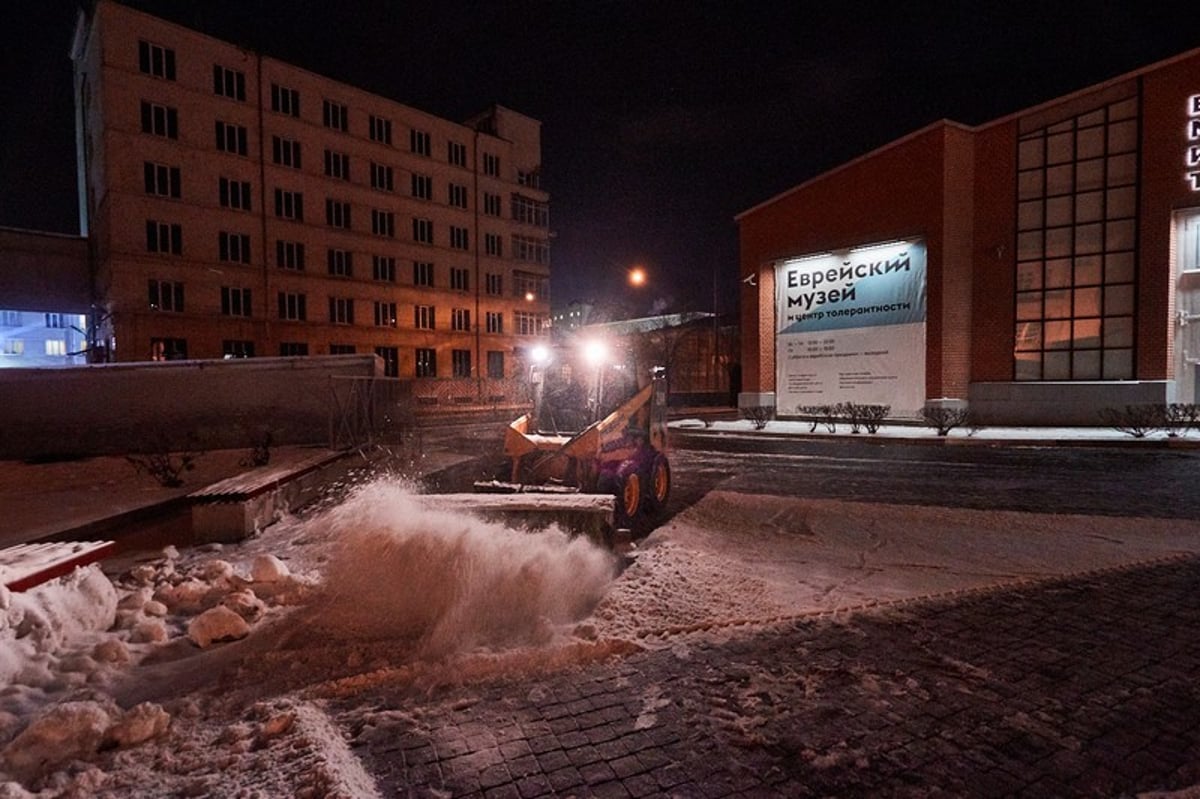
(0, 228, 90, 313)
(969, 380, 1172, 425)
(0, 354, 379, 460)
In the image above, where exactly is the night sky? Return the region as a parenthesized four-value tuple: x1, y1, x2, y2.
(2, 1, 1198, 316)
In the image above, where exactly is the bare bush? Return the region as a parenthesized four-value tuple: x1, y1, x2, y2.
(922, 406, 970, 437)
(1098, 405, 1165, 438)
(796, 405, 838, 433)
(126, 432, 205, 488)
(836, 402, 891, 434)
(742, 405, 773, 431)
(1164, 403, 1200, 437)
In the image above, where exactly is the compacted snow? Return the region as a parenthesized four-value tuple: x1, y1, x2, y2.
(3, 475, 1200, 796)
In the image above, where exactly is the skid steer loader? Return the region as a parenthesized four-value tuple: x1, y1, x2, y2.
(472, 345, 671, 538)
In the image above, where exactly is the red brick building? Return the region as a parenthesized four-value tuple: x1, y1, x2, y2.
(737, 48, 1200, 424)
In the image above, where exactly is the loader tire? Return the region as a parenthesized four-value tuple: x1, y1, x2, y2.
(647, 453, 671, 511)
(611, 465, 642, 529)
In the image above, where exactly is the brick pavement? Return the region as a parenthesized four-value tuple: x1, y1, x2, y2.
(337, 556, 1200, 798)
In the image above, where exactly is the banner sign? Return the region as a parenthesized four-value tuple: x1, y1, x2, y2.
(774, 240, 927, 415)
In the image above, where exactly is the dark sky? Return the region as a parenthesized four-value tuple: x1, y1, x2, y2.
(2, 1, 1198, 316)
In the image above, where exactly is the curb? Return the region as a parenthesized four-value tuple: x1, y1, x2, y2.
(670, 426, 1200, 450)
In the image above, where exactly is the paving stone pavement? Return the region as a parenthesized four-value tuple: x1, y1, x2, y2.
(338, 556, 1200, 798)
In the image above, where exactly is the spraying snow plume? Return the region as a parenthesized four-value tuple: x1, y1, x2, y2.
(307, 479, 617, 655)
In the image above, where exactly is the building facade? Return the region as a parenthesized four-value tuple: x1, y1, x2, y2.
(738, 48, 1200, 424)
(70, 0, 551, 377)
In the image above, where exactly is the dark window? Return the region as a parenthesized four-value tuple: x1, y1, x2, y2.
(451, 308, 470, 332)
(370, 162, 394, 191)
(448, 141, 467, 167)
(329, 297, 354, 325)
(222, 340, 254, 358)
(452, 349, 471, 378)
(450, 267, 469, 291)
(376, 346, 399, 377)
(372, 255, 396, 282)
(323, 149, 350, 180)
(326, 199, 351, 229)
(270, 84, 300, 116)
(276, 240, 305, 270)
(145, 220, 182, 255)
(140, 101, 178, 139)
(413, 261, 434, 287)
(374, 301, 397, 327)
(322, 99, 348, 132)
(412, 218, 433, 244)
(274, 189, 304, 220)
(279, 341, 308, 356)
(278, 292, 307, 321)
(143, 162, 181, 198)
(212, 65, 246, 100)
(487, 350, 505, 379)
(371, 209, 395, 237)
(330, 344, 356, 355)
(220, 286, 252, 317)
(369, 115, 392, 144)
(219, 178, 251, 211)
(327, 248, 353, 277)
(218, 232, 251, 264)
(215, 121, 248, 156)
(138, 40, 176, 80)
(148, 279, 184, 312)
(272, 136, 302, 168)
(410, 129, 430, 156)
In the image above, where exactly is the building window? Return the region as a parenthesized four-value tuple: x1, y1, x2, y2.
(448, 183, 468, 208)
(278, 292, 307, 321)
(413, 218, 433, 244)
(221, 286, 252, 317)
(326, 199, 351, 229)
(43, 340, 66, 357)
(271, 84, 300, 116)
(512, 195, 549, 227)
(0, 311, 20, 326)
(213, 65, 246, 101)
(372, 255, 396, 282)
(487, 350, 505, 379)
(376, 346, 399, 377)
(329, 297, 354, 325)
(483, 192, 502, 217)
(448, 141, 467, 167)
(482, 153, 500, 177)
(143, 162, 181, 198)
(222, 340, 254, 358)
(140, 101, 178, 139)
(322, 99, 348, 132)
(485, 233, 502, 257)
(486, 311, 503, 334)
(218, 231, 251, 264)
(44, 313, 66, 328)
(371, 209, 395, 238)
(518, 170, 541, 188)
(215, 121, 248, 156)
(274, 189, 304, 220)
(413, 261, 434, 287)
(138, 40, 176, 80)
(148, 279, 184, 312)
(324, 149, 350, 180)
(272, 136, 302, 168)
(411, 128, 430, 156)
(486, 273, 503, 296)
(150, 337, 188, 360)
(369, 115, 392, 145)
(2, 339, 24, 356)
(415, 304, 435, 330)
(514, 271, 549, 302)
(451, 308, 471, 332)
(449, 267, 470, 292)
(512, 235, 550, 264)
(515, 310, 546, 336)
(374, 301, 397, 327)
(415, 347, 436, 377)
(450, 226, 469, 251)
(411, 173, 432, 200)
(370, 162, 394, 191)
(452, 349, 471, 378)
(280, 341, 308, 356)
(327, 248, 353, 277)
(330, 344, 356, 355)
(146, 220, 182, 255)
(219, 178, 251, 211)
(1014, 94, 1139, 381)
(276, 240, 305, 270)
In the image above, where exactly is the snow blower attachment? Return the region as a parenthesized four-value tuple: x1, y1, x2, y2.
(468, 354, 672, 546)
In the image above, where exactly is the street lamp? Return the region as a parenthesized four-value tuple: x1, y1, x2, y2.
(628, 266, 647, 288)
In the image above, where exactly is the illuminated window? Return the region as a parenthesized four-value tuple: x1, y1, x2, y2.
(376, 346, 399, 377)
(415, 347, 436, 377)
(1013, 95, 1138, 381)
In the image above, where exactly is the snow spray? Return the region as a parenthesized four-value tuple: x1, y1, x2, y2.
(309, 479, 617, 655)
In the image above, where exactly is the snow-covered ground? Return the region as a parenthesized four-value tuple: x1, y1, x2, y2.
(3, 476, 1200, 796)
(671, 417, 1200, 442)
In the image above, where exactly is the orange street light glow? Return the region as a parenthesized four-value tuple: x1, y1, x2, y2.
(629, 267, 647, 287)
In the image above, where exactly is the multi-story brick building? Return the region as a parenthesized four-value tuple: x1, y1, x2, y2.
(737, 46, 1200, 424)
(70, 0, 551, 378)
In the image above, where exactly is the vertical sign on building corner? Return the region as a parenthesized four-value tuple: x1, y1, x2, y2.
(1188, 93, 1200, 191)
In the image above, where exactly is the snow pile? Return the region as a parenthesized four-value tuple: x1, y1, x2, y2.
(308, 479, 617, 655)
